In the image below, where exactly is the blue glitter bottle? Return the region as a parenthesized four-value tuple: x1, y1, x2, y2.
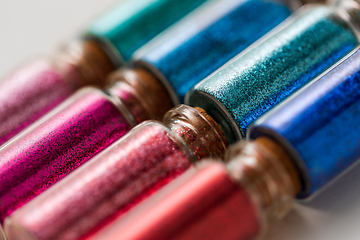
(186, 2, 360, 143)
(131, 0, 296, 103)
(249, 47, 360, 198)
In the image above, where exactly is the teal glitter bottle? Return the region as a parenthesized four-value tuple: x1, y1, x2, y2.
(187, 3, 360, 143)
(84, 0, 207, 65)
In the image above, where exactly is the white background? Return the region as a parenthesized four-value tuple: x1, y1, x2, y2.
(1, 1, 360, 240)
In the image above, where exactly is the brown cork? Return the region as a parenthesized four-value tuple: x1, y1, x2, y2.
(134, 67, 174, 120)
(106, 67, 174, 123)
(164, 105, 228, 161)
(194, 107, 228, 148)
(79, 39, 117, 87)
(255, 137, 301, 195)
(58, 39, 116, 89)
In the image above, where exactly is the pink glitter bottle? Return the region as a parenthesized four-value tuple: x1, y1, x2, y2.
(4, 105, 228, 240)
(0, 40, 116, 146)
(87, 138, 301, 240)
(0, 67, 173, 223)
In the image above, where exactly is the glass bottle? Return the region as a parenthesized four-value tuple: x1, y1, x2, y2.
(4, 105, 228, 240)
(186, 1, 360, 143)
(0, 39, 115, 145)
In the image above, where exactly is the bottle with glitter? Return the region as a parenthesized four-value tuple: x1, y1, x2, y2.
(0, 39, 116, 145)
(0, 66, 174, 222)
(0, 0, 206, 146)
(186, 1, 360, 144)
(65, 137, 301, 240)
(90, 43, 360, 240)
(3, 105, 228, 240)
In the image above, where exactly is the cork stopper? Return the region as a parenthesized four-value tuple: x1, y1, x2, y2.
(194, 107, 228, 150)
(106, 67, 174, 123)
(57, 39, 116, 88)
(225, 137, 301, 219)
(164, 105, 228, 161)
(255, 137, 301, 194)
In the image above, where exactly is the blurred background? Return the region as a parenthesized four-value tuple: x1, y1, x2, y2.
(1, 1, 360, 239)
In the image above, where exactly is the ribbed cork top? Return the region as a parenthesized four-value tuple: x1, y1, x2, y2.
(226, 137, 301, 219)
(105, 67, 174, 123)
(194, 107, 228, 151)
(58, 39, 116, 89)
(255, 137, 301, 195)
(164, 105, 228, 161)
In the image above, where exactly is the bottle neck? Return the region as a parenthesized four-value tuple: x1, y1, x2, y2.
(164, 105, 228, 161)
(56, 39, 116, 89)
(105, 67, 174, 124)
(225, 137, 301, 219)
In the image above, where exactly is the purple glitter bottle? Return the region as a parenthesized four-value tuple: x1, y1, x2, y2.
(0, 67, 173, 222)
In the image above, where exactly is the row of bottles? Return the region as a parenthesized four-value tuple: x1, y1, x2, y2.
(1, 0, 360, 239)
(6, 43, 360, 238)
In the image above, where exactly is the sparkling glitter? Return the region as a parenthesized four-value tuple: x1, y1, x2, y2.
(250, 48, 360, 198)
(5, 122, 192, 240)
(0, 87, 132, 220)
(135, 0, 291, 101)
(189, 5, 359, 140)
(0, 60, 78, 145)
(85, 0, 207, 63)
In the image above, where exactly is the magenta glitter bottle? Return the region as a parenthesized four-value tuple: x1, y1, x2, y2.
(0, 67, 173, 223)
(0, 40, 116, 146)
(3, 105, 228, 240)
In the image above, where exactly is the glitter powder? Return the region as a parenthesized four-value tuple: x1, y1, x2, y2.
(0, 60, 78, 145)
(5, 122, 193, 240)
(188, 5, 359, 142)
(85, 0, 207, 64)
(250, 48, 360, 198)
(0, 87, 132, 220)
(134, 0, 291, 101)
(87, 162, 261, 240)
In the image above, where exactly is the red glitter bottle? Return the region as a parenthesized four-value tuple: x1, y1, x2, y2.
(4, 105, 228, 240)
(0, 40, 116, 145)
(0, 67, 173, 224)
(84, 138, 301, 240)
